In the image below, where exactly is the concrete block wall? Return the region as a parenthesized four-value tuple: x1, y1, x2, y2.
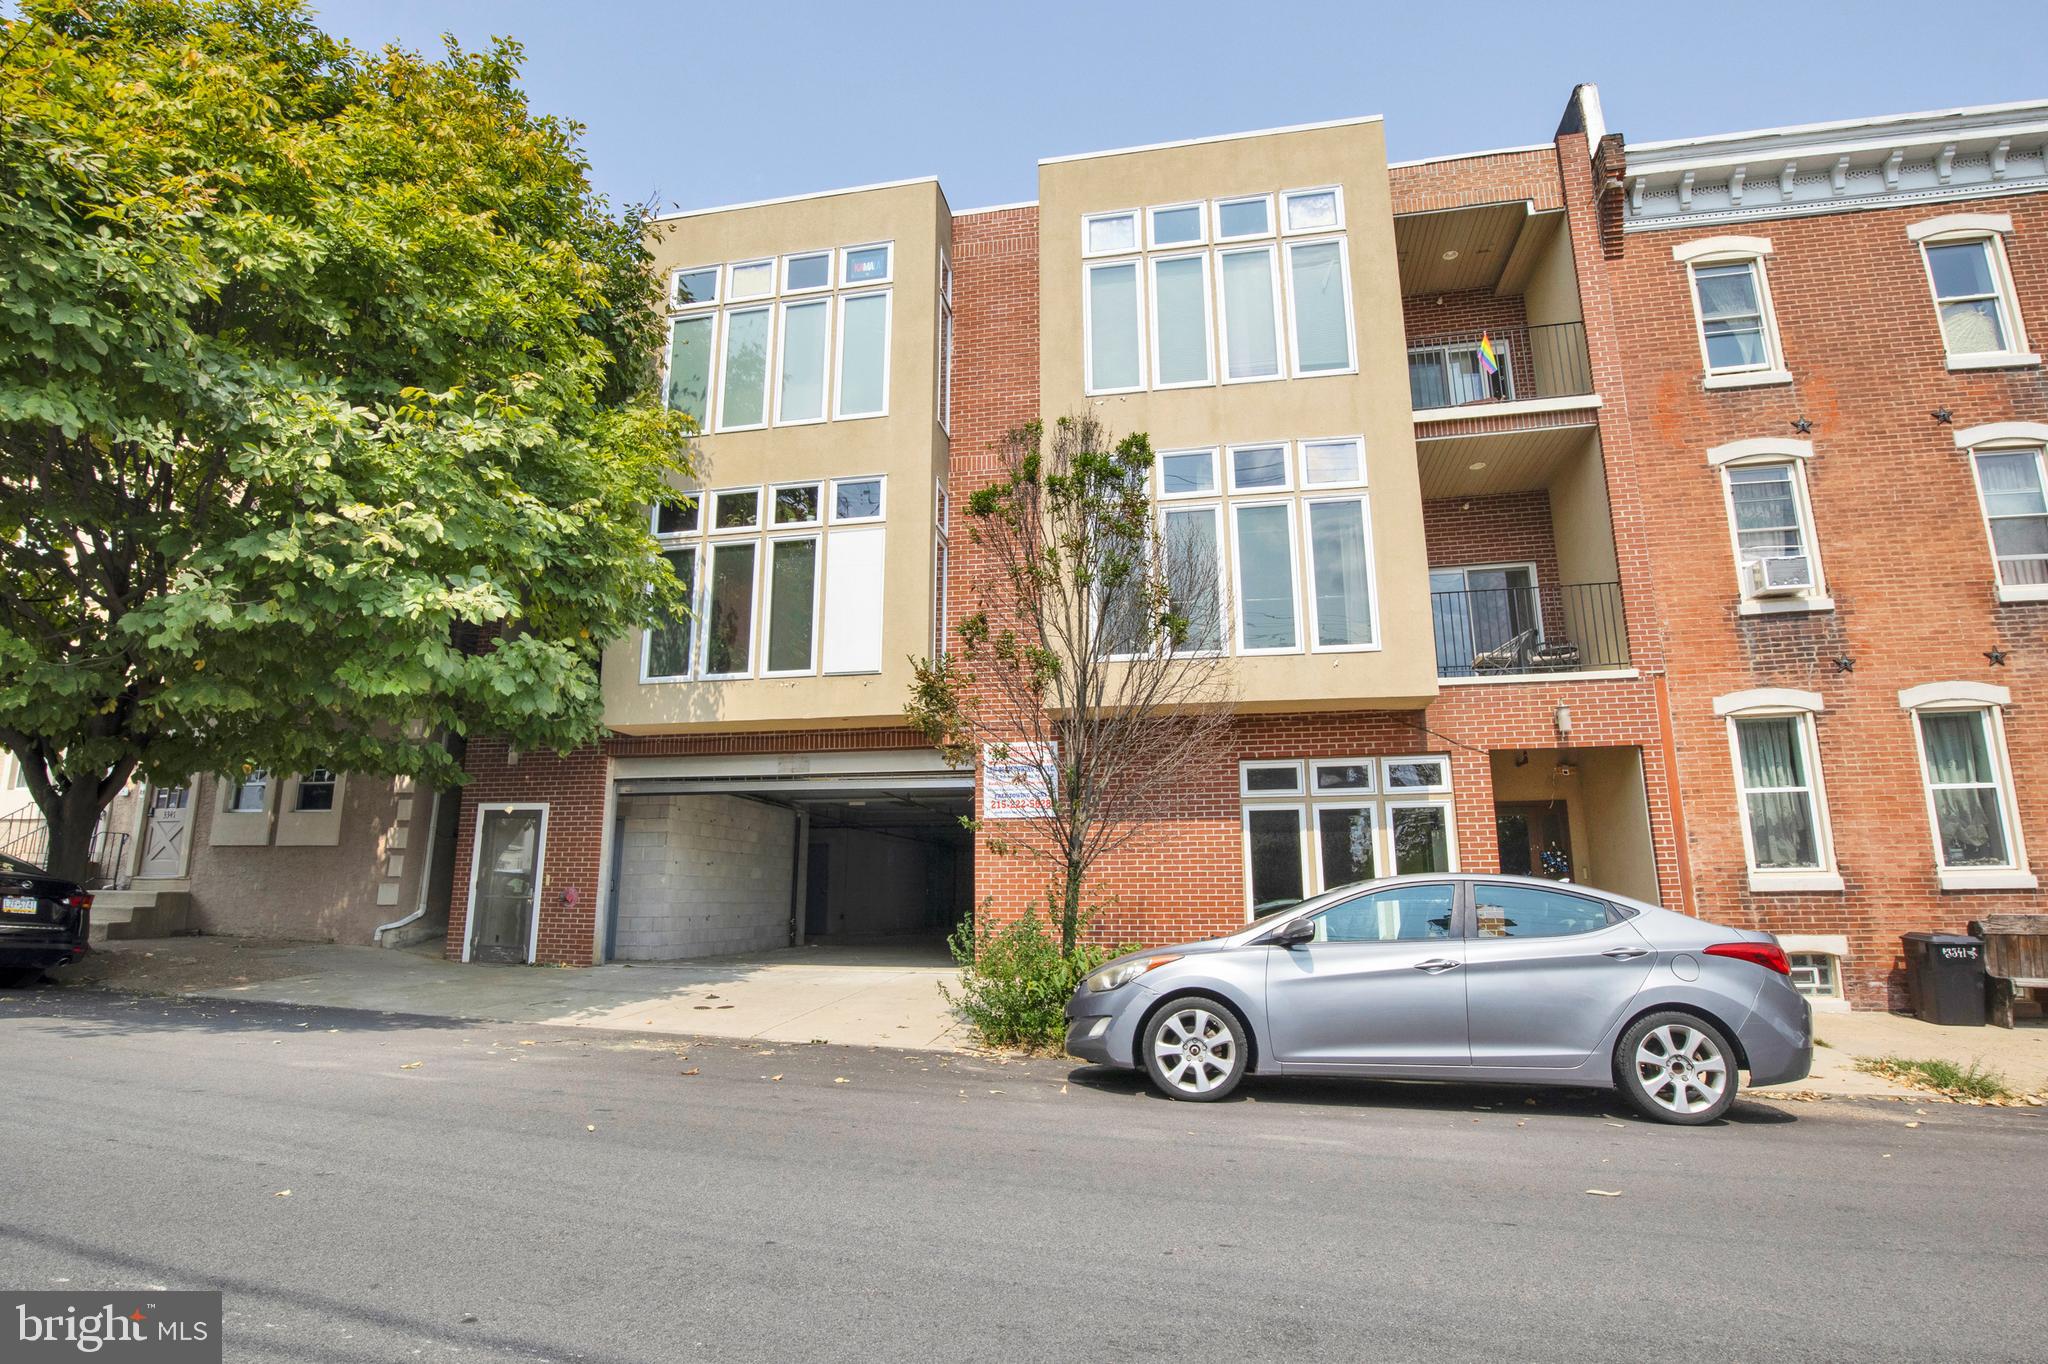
(611, 794, 796, 960)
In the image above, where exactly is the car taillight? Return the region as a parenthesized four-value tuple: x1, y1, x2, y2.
(1705, 941, 1790, 975)
(62, 892, 93, 912)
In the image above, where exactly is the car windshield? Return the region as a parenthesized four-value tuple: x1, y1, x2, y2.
(1242, 879, 1390, 931)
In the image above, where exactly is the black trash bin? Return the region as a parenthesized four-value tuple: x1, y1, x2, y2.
(1901, 932, 1988, 1026)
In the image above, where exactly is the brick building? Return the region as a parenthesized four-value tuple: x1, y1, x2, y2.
(443, 86, 2048, 1011)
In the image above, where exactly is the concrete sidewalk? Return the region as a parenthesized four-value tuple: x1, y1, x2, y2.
(37, 936, 2048, 1101)
(52, 937, 963, 1049)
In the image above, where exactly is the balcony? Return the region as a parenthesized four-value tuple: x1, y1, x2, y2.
(1430, 579, 1629, 680)
(1407, 321, 1593, 414)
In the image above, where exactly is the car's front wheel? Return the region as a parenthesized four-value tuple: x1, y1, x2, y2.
(1616, 1011, 1739, 1124)
(1141, 997, 1248, 1102)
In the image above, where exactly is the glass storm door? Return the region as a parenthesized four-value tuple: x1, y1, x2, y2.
(469, 808, 543, 963)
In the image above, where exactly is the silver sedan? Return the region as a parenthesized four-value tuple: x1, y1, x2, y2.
(1064, 874, 1812, 1124)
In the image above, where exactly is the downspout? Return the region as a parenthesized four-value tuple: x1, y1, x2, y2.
(373, 781, 443, 945)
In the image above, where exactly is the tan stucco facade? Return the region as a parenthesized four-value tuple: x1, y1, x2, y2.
(1038, 120, 1440, 710)
(606, 179, 952, 734)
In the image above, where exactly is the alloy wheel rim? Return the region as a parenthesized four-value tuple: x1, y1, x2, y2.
(1153, 1007, 1236, 1094)
(1633, 1023, 1727, 1115)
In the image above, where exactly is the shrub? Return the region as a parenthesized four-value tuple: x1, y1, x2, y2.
(944, 908, 1131, 1053)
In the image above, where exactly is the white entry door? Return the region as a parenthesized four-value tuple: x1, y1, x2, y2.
(138, 784, 192, 879)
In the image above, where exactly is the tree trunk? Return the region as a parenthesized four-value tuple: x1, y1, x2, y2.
(1059, 859, 1083, 955)
(43, 781, 109, 884)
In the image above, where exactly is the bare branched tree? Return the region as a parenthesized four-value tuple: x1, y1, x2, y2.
(907, 412, 1237, 952)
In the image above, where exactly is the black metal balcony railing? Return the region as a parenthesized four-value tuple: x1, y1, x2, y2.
(1431, 580, 1628, 679)
(1407, 321, 1593, 411)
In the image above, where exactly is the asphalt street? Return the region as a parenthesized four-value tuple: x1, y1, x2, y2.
(0, 988, 2041, 1363)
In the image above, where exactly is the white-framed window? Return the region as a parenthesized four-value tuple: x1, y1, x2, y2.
(1215, 244, 1284, 383)
(1148, 202, 1206, 249)
(728, 258, 774, 301)
(834, 289, 891, 419)
(1968, 441, 2048, 597)
(711, 486, 762, 533)
(227, 769, 270, 813)
(937, 249, 954, 432)
(830, 476, 886, 523)
(1227, 443, 1291, 493)
(1713, 689, 1843, 893)
(840, 242, 892, 287)
(1231, 499, 1301, 654)
(1158, 448, 1219, 499)
(1161, 502, 1225, 654)
(699, 539, 759, 679)
(643, 542, 698, 681)
(1084, 258, 1145, 394)
(1148, 251, 1214, 388)
(1239, 750, 1455, 915)
(771, 481, 822, 527)
(715, 305, 773, 431)
(1303, 496, 1375, 650)
(1213, 193, 1274, 242)
(761, 533, 821, 676)
(1299, 437, 1365, 489)
(1283, 236, 1356, 376)
(1082, 210, 1139, 258)
(1898, 683, 2033, 890)
(782, 250, 832, 294)
(774, 295, 832, 426)
(1909, 217, 2031, 367)
(932, 529, 949, 659)
(1718, 457, 1827, 611)
(1281, 186, 1344, 235)
(1674, 238, 1786, 385)
(293, 769, 338, 813)
(663, 240, 895, 432)
(671, 266, 719, 310)
(1787, 951, 1841, 999)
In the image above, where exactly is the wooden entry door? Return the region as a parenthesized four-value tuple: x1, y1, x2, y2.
(1496, 801, 1574, 882)
(468, 806, 545, 963)
(138, 783, 192, 879)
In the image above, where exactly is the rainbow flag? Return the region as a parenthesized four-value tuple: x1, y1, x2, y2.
(1477, 332, 1500, 376)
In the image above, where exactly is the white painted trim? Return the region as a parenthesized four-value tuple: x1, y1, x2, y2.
(831, 288, 893, 420)
(1748, 872, 1845, 894)
(1240, 802, 1313, 918)
(1626, 179, 2048, 234)
(1937, 868, 2040, 891)
(1213, 242, 1286, 384)
(1301, 493, 1381, 654)
(1703, 369, 1794, 390)
(951, 199, 1038, 217)
(1436, 668, 1640, 686)
(1718, 457, 1828, 610)
(1899, 680, 2011, 709)
(1382, 754, 1453, 795)
(1146, 249, 1217, 389)
(1411, 394, 1601, 424)
(1040, 113, 1384, 167)
(461, 802, 548, 966)
(1706, 437, 1813, 466)
(652, 175, 941, 222)
(1671, 234, 1775, 262)
(1240, 759, 1307, 799)
(1998, 583, 2048, 604)
(1625, 98, 2048, 160)
(1281, 234, 1360, 379)
(1954, 421, 2048, 449)
(1778, 933, 1850, 958)
(1385, 798, 1459, 874)
(1228, 498, 1304, 655)
(1082, 257, 1147, 396)
(1714, 688, 1824, 716)
(1738, 595, 1835, 617)
(1906, 212, 2014, 241)
(1947, 351, 2042, 371)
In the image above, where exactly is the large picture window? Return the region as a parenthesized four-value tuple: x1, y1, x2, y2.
(1239, 756, 1454, 916)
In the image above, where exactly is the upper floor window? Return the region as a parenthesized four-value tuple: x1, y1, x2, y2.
(666, 241, 893, 434)
(1151, 438, 1374, 659)
(1957, 424, 2048, 603)
(1081, 188, 1353, 395)
(1707, 440, 1828, 613)
(1899, 681, 2035, 892)
(227, 769, 269, 813)
(644, 476, 889, 683)
(1714, 689, 1841, 893)
(1673, 237, 1786, 387)
(293, 769, 338, 813)
(1909, 217, 2033, 369)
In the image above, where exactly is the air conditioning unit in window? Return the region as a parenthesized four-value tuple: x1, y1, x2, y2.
(1743, 555, 1813, 597)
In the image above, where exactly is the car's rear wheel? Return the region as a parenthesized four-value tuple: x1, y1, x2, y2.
(1141, 997, 1248, 1102)
(1615, 1011, 1738, 1125)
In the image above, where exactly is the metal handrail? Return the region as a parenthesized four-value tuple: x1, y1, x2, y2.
(1431, 580, 1628, 678)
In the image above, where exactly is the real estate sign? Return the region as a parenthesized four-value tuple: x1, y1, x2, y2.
(981, 743, 1057, 820)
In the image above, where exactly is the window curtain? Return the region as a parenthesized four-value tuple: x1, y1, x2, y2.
(1737, 717, 1819, 868)
(1921, 712, 2009, 865)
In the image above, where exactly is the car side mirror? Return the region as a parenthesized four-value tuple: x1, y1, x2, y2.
(1271, 917, 1315, 948)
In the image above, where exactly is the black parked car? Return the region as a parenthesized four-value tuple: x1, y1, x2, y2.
(0, 851, 91, 986)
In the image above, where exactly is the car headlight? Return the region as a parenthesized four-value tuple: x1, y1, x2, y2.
(1087, 955, 1181, 993)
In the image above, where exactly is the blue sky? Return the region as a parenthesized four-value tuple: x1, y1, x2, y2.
(305, 1, 2041, 215)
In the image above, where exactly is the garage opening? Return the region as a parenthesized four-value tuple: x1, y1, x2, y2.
(603, 776, 972, 964)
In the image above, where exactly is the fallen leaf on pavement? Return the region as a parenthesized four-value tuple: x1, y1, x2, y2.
(834, 1077, 848, 1084)
(1904, 1121, 1921, 1128)
(586, 1125, 596, 1132)
(274, 1190, 292, 1198)
(400, 1061, 423, 1070)
(771, 1074, 783, 1082)
(679, 1068, 699, 1076)
(1584, 1189, 1623, 1197)
(518, 1040, 536, 1046)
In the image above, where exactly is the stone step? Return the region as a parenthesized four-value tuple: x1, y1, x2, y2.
(87, 890, 192, 943)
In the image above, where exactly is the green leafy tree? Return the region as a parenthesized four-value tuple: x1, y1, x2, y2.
(0, 0, 693, 879)
(907, 413, 1235, 954)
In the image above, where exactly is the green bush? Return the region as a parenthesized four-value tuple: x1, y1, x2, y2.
(944, 908, 1130, 1053)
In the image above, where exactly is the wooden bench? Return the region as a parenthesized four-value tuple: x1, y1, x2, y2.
(1969, 915, 2048, 1028)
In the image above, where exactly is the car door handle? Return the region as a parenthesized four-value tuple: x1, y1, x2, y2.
(1601, 947, 1651, 961)
(1412, 958, 1462, 974)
